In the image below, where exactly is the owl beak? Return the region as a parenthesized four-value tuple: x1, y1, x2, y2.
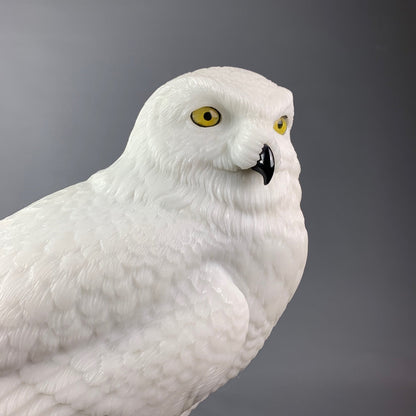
(251, 144, 275, 185)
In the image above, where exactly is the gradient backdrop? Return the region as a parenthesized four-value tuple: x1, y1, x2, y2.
(0, 1, 415, 415)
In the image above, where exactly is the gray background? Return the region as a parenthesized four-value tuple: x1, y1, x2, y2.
(0, 0, 415, 415)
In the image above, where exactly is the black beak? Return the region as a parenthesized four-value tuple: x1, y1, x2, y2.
(251, 144, 275, 185)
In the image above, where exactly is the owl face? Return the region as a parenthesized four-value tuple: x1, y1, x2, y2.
(130, 67, 295, 187)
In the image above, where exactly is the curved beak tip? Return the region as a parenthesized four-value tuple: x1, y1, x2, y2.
(251, 144, 275, 185)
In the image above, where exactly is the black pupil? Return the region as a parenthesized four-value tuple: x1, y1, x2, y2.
(278, 121, 283, 128)
(203, 111, 212, 121)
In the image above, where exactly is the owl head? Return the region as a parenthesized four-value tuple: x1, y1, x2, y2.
(118, 67, 301, 208)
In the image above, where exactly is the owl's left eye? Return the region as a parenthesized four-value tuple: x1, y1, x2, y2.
(273, 116, 288, 135)
(191, 106, 221, 127)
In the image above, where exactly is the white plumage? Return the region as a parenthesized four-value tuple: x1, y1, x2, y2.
(0, 66, 308, 416)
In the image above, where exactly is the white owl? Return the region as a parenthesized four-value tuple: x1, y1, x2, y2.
(0, 66, 308, 416)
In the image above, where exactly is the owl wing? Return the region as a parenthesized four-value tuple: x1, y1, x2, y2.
(0, 248, 249, 416)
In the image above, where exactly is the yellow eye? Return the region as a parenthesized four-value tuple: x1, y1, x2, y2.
(273, 116, 288, 135)
(191, 106, 221, 127)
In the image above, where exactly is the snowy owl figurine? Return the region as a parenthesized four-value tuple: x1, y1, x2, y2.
(0, 67, 308, 416)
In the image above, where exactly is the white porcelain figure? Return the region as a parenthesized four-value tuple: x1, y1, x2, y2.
(0, 67, 308, 416)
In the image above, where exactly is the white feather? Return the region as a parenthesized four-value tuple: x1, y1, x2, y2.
(0, 66, 307, 415)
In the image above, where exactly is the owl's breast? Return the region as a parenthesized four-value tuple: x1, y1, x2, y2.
(220, 206, 307, 371)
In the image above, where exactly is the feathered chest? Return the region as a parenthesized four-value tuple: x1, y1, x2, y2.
(182, 202, 308, 368)
(169, 202, 307, 317)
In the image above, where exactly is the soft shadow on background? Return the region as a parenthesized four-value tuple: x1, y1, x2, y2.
(0, 1, 415, 415)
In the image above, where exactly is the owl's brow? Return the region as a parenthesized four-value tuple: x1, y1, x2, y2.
(224, 92, 292, 121)
(192, 84, 291, 120)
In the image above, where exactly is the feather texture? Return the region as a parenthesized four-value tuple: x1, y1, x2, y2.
(0, 67, 307, 415)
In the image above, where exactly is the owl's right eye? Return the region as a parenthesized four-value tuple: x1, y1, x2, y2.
(191, 107, 221, 127)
